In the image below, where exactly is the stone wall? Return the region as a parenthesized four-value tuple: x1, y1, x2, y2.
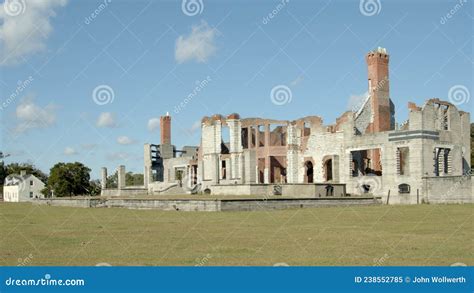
(101, 188, 147, 197)
(220, 197, 378, 211)
(210, 183, 347, 198)
(107, 199, 220, 211)
(34, 197, 378, 211)
(35, 198, 104, 208)
(422, 175, 473, 204)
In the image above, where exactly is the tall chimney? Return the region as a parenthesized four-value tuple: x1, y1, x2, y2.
(160, 112, 171, 145)
(366, 47, 394, 133)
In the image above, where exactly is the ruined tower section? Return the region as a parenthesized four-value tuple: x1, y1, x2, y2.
(366, 47, 395, 133)
(159, 113, 174, 160)
(227, 113, 243, 181)
(160, 113, 171, 145)
(286, 122, 300, 183)
(201, 116, 222, 185)
(144, 113, 173, 187)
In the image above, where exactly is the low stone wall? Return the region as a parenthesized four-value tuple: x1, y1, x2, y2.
(106, 199, 220, 212)
(33, 196, 378, 211)
(220, 197, 378, 211)
(210, 183, 347, 198)
(283, 184, 347, 198)
(101, 188, 148, 197)
(35, 198, 104, 208)
(210, 184, 272, 196)
(422, 175, 473, 204)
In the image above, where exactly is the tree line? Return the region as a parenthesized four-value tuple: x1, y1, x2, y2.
(0, 162, 143, 197)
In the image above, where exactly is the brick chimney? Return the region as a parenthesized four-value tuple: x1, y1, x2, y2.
(160, 112, 171, 145)
(366, 47, 394, 133)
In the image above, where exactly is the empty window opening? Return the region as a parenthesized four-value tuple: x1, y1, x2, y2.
(434, 147, 451, 176)
(270, 156, 286, 183)
(241, 128, 249, 149)
(324, 159, 333, 181)
(258, 125, 265, 147)
(269, 124, 287, 146)
(258, 158, 265, 184)
(220, 142, 230, 154)
(396, 147, 410, 175)
(303, 122, 311, 137)
(350, 149, 383, 176)
(434, 103, 450, 130)
(221, 160, 227, 180)
(221, 125, 230, 153)
(304, 161, 314, 183)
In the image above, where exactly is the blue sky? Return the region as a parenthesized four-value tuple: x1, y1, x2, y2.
(0, 0, 472, 178)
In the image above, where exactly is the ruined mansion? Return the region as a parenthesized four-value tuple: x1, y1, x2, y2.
(101, 48, 473, 204)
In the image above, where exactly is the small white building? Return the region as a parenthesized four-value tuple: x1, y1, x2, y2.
(3, 171, 46, 202)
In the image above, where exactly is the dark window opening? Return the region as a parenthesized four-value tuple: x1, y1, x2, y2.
(221, 160, 227, 180)
(305, 161, 314, 183)
(241, 128, 249, 149)
(398, 184, 410, 194)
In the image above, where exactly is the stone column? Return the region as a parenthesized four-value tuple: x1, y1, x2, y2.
(100, 167, 107, 190)
(247, 126, 252, 149)
(244, 150, 257, 183)
(144, 144, 152, 188)
(117, 165, 126, 189)
(239, 154, 245, 183)
(286, 123, 300, 183)
(202, 119, 221, 185)
(228, 117, 242, 180)
(264, 124, 271, 183)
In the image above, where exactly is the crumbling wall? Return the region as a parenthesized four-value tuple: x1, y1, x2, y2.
(354, 96, 373, 135)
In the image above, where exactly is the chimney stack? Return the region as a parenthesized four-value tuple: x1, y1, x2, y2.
(160, 112, 171, 145)
(366, 47, 394, 133)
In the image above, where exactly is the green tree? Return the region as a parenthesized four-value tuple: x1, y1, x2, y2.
(89, 179, 101, 196)
(45, 162, 91, 197)
(106, 172, 118, 188)
(126, 172, 144, 186)
(5, 162, 48, 183)
(0, 162, 7, 186)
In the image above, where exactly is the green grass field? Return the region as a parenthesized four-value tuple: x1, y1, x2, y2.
(0, 203, 472, 266)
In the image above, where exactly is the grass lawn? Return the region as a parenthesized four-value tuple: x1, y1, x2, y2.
(0, 203, 472, 266)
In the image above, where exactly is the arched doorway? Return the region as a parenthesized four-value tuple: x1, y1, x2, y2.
(304, 161, 314, 183)
(324, 159, 333, 181)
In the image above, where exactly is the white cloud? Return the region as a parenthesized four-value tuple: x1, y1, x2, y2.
(148, 118, 160, 132)
(117, 136, 135, 145)
(14, 96, 57, 133)
(64, 147, 77, 155)
(96, 112, 118, 128)
(185, 120, 201, 136)
(175, 21, 218, 64)
(0, 0, 68, 65)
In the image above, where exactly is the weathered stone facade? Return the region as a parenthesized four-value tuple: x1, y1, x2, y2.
(102, 48, 472, 204)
